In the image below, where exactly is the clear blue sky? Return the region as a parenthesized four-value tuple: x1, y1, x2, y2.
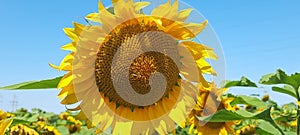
(0, 0, 300, 113)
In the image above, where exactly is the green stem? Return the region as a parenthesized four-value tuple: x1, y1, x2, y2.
(297, 99, 300, 135)
(295, 87, 300, 135)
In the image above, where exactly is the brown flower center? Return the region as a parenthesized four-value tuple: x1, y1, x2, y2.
(94, 18, 180, 109)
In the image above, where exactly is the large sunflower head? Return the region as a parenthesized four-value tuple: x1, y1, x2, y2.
(51, 0, 219, 134)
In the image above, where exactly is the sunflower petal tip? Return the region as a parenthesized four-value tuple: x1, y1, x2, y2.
(49, 63, 59, 70)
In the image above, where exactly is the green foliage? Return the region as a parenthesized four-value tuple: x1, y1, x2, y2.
(0, 76, 62, 90)
(223, 76, 257, 88)
(1, 68, 299, 134)
(260, 69, 300, 99)
(260, 69, 300, 89)
(196, 107, 283, 134)
(256, 120, 282, 135)
(231, 95, 268, 108)
(3, 108, 96, 135)
(272, 85, 297, 99)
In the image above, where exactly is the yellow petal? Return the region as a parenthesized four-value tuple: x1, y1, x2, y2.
(57, 72, 73, 89)
(49, 63, 59, 70)
(134, 2, 150, 13)
(167, 0, 179, 19)
(0, 118, 13, 135)
(98, 0, 106, 11)
(98, 0, 118, 33)
(113, 0, 136, 21)
(178, 44, 205, 82)
(198, 68, 210, 88)
(155, 120, 168, 135)
(151, 0, 171, 17)
(112, 0, 125, 16)
(169, 101, 186, 128)
(61, 93, 79, 105)
(85, 13, 101, 23)
(178, 8, 193, 22)
(57, 81, 74, 99)
(112, 122, 133, 135)
(76, 111, 94, 128)
(166, 20, 208, 40)
(96, 113, 113, 132)
(58, 53, 74, 71)
(171, 0, 179, 12)
(63, 28, 78, 41)
(196, 59, 216, 75)
(185, 20, 208, 36)
(219, 127, 228, 135)
(73, 22, 86, 35)
(111, 0, 120, 4)
(61, 42, 76, 52)
(181, 41, 217, 60)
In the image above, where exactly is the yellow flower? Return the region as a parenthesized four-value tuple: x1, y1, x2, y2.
(236, 124, 256, 135)
(10, 124, 39, 135)
(187, 83, 235, 135)
(0, 110, 14, 120)
(43, 126, 61, 135)
(66, 116, 82, 133)
(33, 121, 61, 135)
(59, 112, 70, 120)
(0, 118, 13, 135)
(0, 110, 14, 135)
(290, 119, 297, 127)
(59, 112, 82, 133)
(51, 0, 216, 134)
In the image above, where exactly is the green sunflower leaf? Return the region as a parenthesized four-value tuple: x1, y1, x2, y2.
(196, 108, 266, 122)
(260, 69, 300, 99)
(56, 126, 70, 135)
(223, 76, 257, 88)
(10, 118, 31, 127)
(231, 95, 267, 108)
(260, 69, 300, 90)
(0, 76, 63, 90)
(256, 120, 282, 135)
(272, 85, 297, 99)
(196, 108, 284, 135)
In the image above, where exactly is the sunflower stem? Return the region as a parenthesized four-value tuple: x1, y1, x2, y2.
(295, 86, 300, 135)
(296, 99, 300, 135)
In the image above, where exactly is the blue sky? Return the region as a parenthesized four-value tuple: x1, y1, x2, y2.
(0, 0, 300, 113)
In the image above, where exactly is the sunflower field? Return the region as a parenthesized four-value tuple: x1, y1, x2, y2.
(1, 0, 299, 135)
(1, 69, 300, 135)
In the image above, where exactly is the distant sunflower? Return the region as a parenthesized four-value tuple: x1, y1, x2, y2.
(187, 84, 236, 135)
(10, 124, 39, 135)
(33, 121, 61, 135)
(51, 0, 216, 134)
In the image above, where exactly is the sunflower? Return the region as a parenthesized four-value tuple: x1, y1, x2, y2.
(51, 0, 216, 134)
(235, 124, 256, 135)
(187, 83, 237, 135)
(59, 112, 82, 133)
(33, 121, 62, 135)
(0, 110, 14, 134)
(10, 124, 39, 135)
